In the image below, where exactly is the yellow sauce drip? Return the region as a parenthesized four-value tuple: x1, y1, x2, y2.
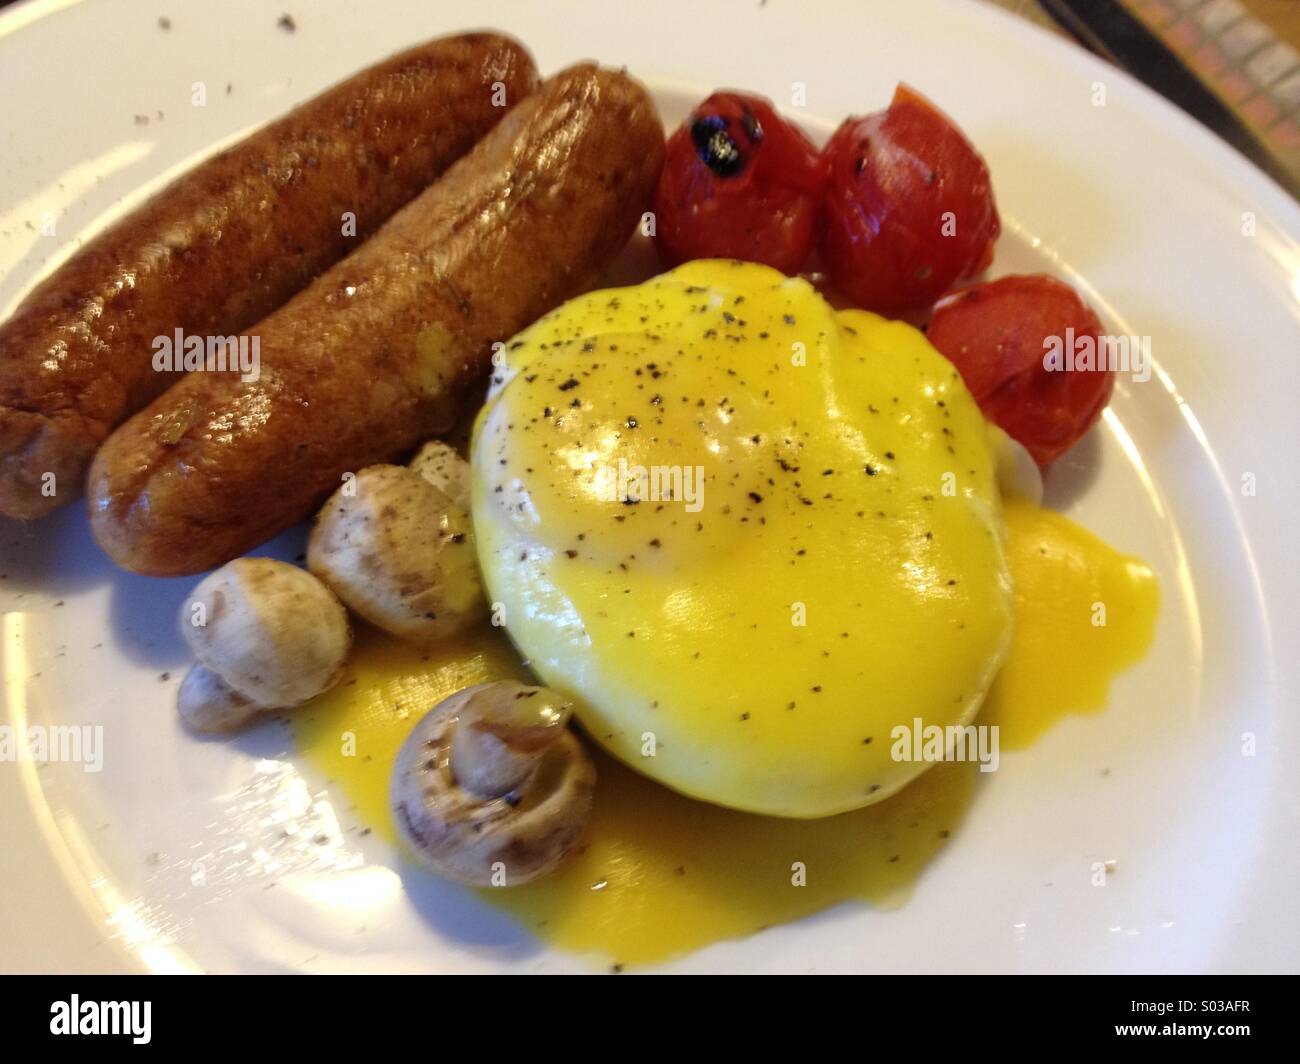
(985, 499, 1160, 748)
(292, 501, 1157, 967)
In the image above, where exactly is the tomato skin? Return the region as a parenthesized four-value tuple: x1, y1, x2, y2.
(925, 274, 1114, 466)
(653, 91, 824, 275)
(818, 84, 1000, 315)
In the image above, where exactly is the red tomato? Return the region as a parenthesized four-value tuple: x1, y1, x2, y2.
(925, 274, 1113, 466)
(818, 84, 1000, 315)
(653, 91, 824, 274)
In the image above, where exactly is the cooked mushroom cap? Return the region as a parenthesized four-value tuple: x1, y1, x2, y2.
(177, 663, 263, 733)
(409, 440, 471, 508)
(307, 464, 487, 645)
(391, 681, 596, 887)
(179, 557, 351, 708)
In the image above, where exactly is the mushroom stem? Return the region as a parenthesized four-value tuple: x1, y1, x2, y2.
(450, 686, 574, 798)
(177, 663, 263, 733)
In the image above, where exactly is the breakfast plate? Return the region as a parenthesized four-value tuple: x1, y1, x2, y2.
(0, 0, 1297, 975)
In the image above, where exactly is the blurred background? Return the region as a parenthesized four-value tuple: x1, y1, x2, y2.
(995, 0, 1300, 196)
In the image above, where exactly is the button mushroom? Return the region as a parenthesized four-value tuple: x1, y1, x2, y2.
(178, 557, 352, 732)
(391, 681, 596, 886)
(409, 439, 471, 508)
(177, 664, 261, 733)
(307, 464, 487, 644)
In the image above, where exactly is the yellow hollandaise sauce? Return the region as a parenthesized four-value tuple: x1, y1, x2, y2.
(985, 499, 1160, 748)
(291, 260, 1158, 967)
(471, 260, 1015, 818)
(292, 501, 1155, 967)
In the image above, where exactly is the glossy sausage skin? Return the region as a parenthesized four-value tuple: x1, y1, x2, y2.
(89, 64, 666, 576)
(0, 32, 538, 519)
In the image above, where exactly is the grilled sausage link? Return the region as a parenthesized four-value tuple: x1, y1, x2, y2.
(88, 64, 665, 576)
(0, 32, 538, 519)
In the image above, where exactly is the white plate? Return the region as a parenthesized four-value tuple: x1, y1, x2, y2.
(1, 0, 1298, 974)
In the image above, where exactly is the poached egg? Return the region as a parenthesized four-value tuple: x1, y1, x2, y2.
(470, 261, 1014, 817)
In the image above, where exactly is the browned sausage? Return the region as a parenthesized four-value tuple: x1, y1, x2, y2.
(88, 64, 665, 576)
(0, 32, 538, 519)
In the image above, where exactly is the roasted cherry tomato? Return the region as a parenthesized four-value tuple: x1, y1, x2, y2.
(652, 91, 824, 274)
(926, 274, 1113, 466)
(819, 84, 1000, 315)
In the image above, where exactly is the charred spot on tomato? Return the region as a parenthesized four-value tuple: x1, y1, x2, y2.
(654, 91, 822, 273)
(690, 114, 746, 177)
